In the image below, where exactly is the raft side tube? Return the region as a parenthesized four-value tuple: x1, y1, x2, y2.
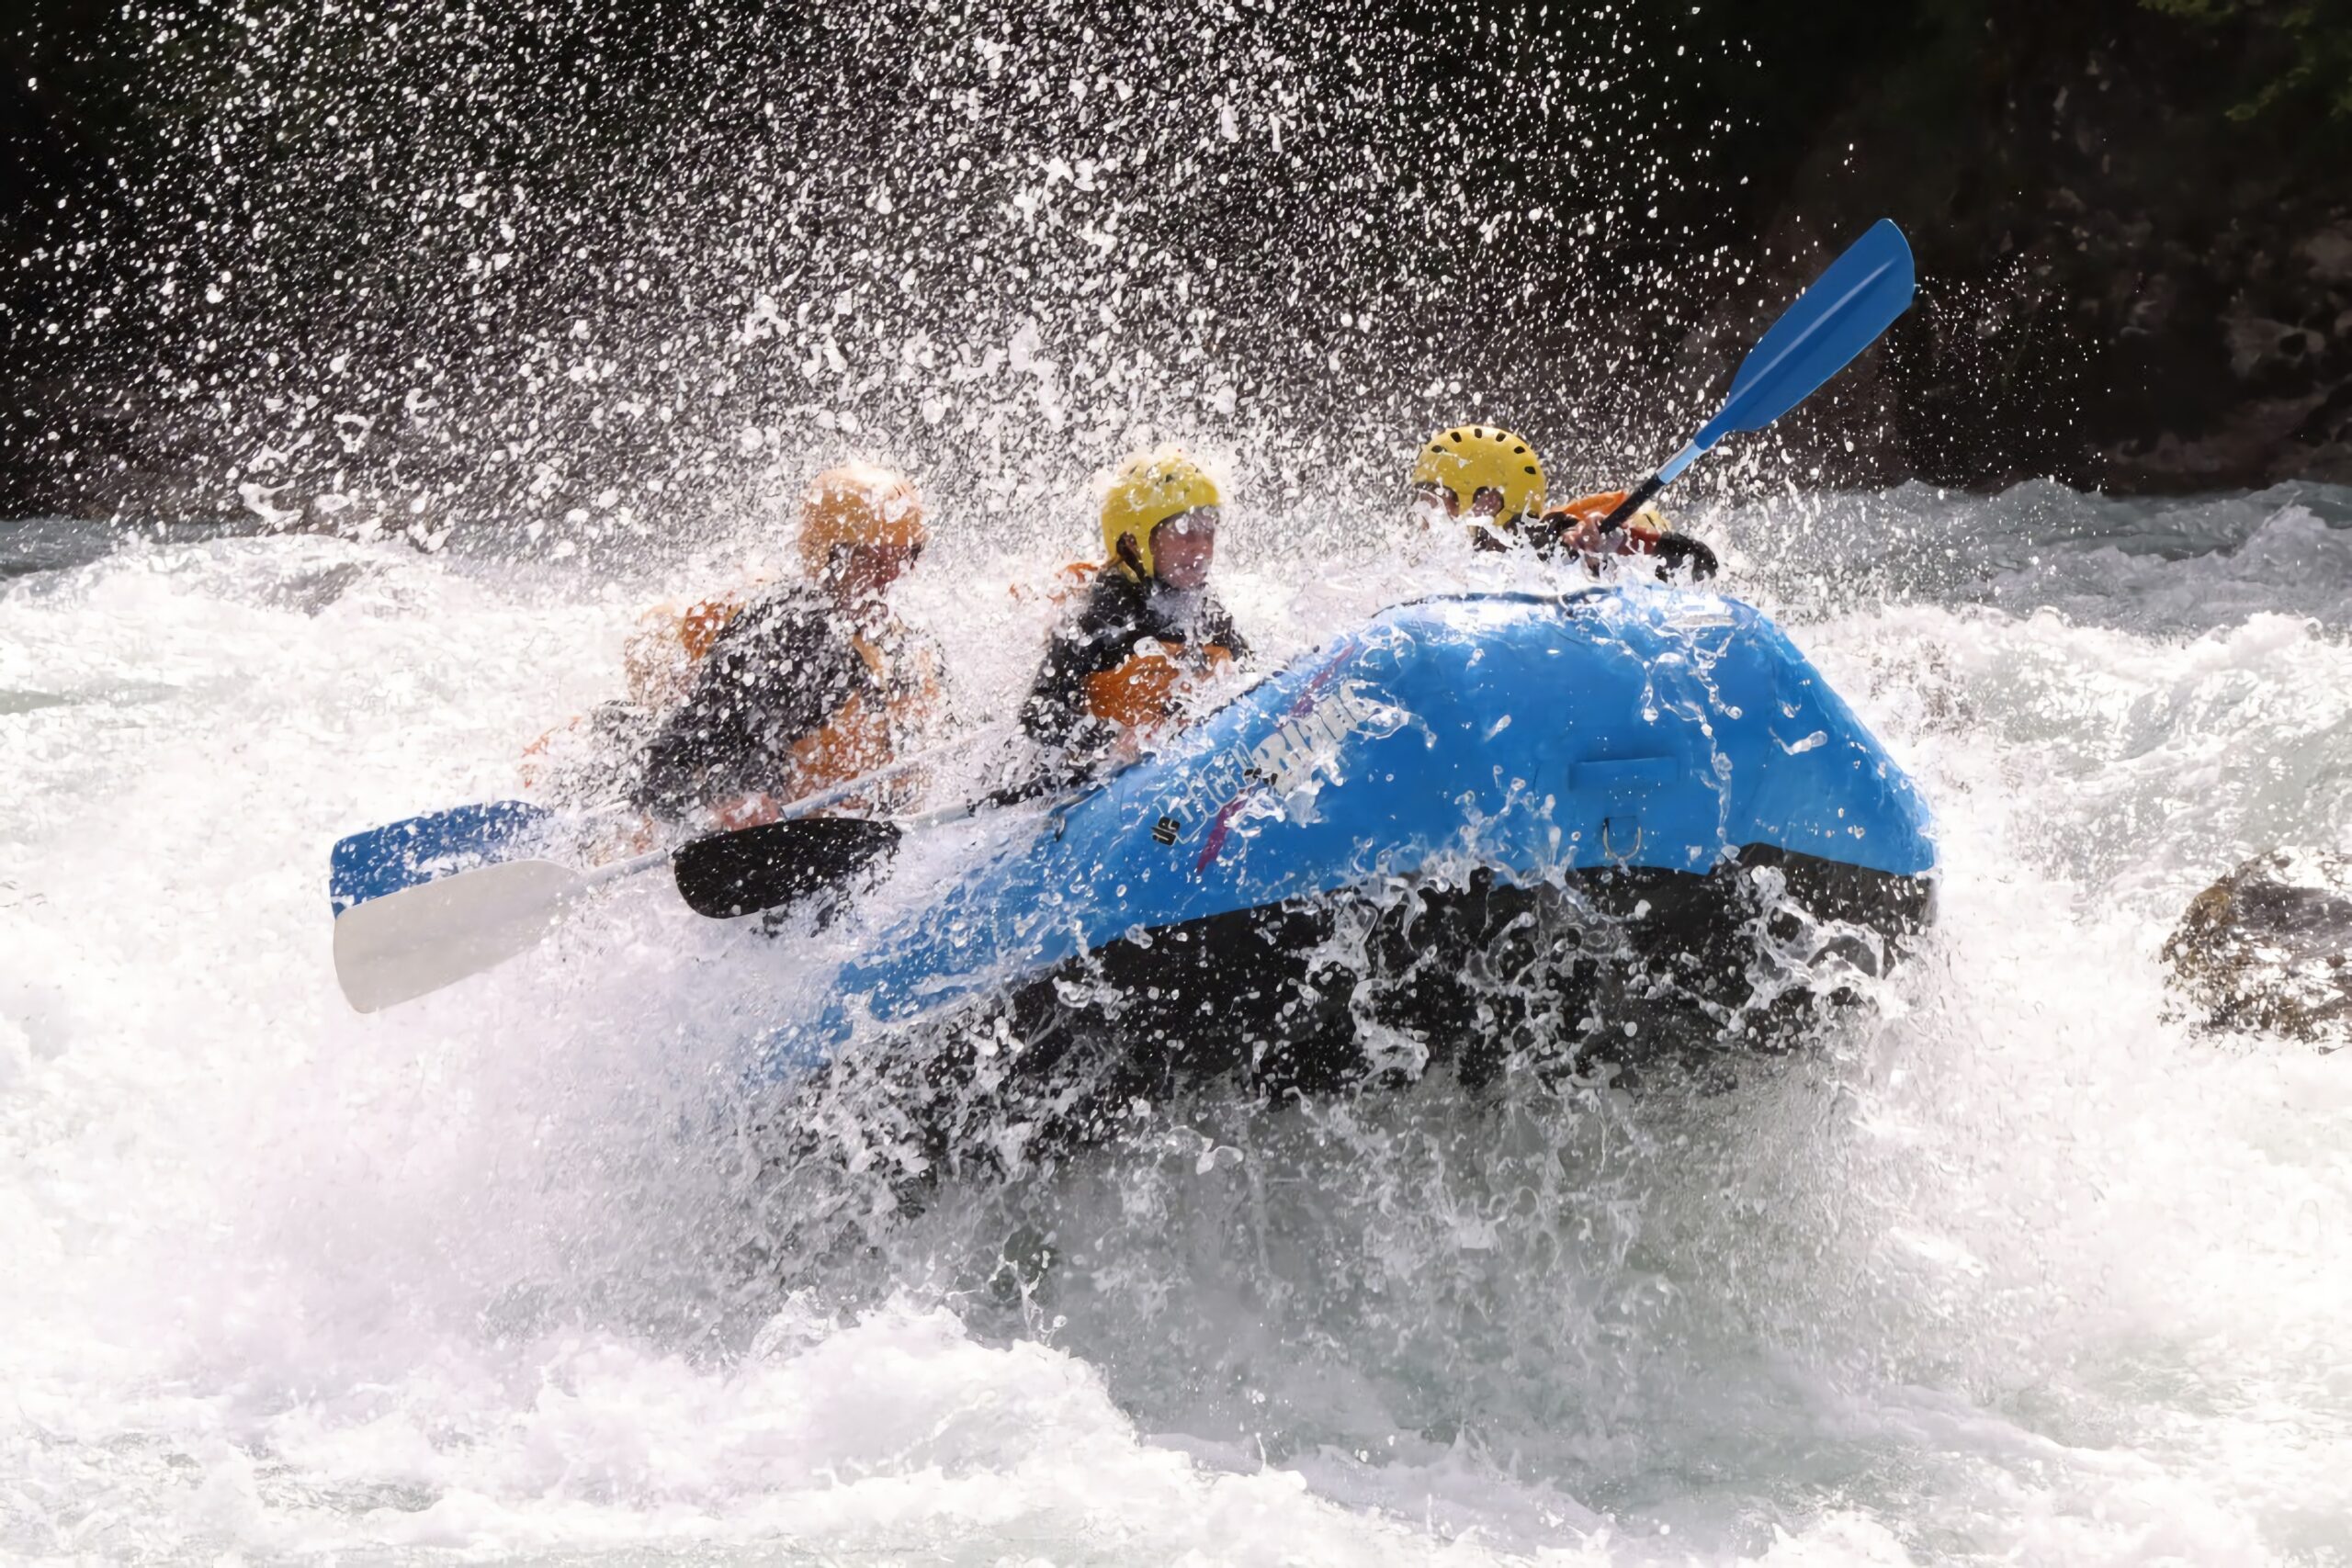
(751, 588, 1934, 1079)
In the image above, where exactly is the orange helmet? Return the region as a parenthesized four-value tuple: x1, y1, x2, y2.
(797, 463, 927, 577)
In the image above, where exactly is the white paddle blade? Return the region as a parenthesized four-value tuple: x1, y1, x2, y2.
(332, 858, 586, 1012)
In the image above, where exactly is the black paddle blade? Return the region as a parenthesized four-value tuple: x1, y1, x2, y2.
(672, 816, 903, 920)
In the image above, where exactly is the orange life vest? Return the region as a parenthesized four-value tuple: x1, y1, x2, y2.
(782, 630, 942, 806)
(1083, 639, 1237, 738)
(1545, 490, 1669, 547)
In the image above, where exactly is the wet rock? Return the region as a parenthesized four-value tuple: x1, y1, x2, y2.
(2164, 850, 2352, 1049)
(2302, 220, 2352, 288)
(2224, 310, 2326, 380)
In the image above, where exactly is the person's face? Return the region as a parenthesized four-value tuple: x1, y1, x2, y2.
(1408, 481, 1457, 531)
(1410, 482, 1508, 544)
(830, 537, 923, 605)
(1149, 508, 1218, 590)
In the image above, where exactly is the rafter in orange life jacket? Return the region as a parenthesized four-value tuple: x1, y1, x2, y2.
(1022, 562, 1251, 777)
(783, 627, 942, 798)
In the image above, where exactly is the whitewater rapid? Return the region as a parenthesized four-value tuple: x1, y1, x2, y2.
(4, 482, 2350, 1563)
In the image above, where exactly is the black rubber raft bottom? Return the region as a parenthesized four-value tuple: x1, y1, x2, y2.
(771, 848, 1935, 1181)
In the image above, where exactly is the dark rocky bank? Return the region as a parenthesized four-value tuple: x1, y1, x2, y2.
(1724, 0, 2352, 494)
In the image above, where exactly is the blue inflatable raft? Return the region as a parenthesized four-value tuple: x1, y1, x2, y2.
(760, 585, 1936, 1102)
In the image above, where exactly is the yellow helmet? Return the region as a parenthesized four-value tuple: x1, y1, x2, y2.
(797, 462, 927, 577)
(1409, 425, 1546, 527)
(1101, 447, 1221, 581)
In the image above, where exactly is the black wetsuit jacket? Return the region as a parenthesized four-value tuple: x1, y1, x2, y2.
(1021, 566, 1251, 780)
(634, 584, 924, 819)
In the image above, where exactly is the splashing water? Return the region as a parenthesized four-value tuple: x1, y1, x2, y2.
(13, 0, 1849, 543)
(5, 479, 2350, 1564)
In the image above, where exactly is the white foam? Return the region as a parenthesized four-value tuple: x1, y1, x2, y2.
(6, 492, 2352, 1563)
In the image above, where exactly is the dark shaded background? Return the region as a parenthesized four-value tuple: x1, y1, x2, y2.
(4, 0, 2350, 544)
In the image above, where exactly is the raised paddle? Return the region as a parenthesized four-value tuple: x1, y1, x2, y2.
(1599, 219, 1917, 534)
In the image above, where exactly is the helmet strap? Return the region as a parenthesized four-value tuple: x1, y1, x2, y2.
(1114, 532, 1149, 581)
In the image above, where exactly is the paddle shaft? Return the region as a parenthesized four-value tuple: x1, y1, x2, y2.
(1595, 434, 1717, 536)
(454, 725, 1017, 914)
(755, 719, 1014, 820)
(624, 720, 1018, 886)
(669, 785, 1078, 920)
(1598, 472, 1668, 536)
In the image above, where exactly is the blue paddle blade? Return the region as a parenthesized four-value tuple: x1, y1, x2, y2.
(330, 799, 556, 915)
(1697, 219, 1915, 449)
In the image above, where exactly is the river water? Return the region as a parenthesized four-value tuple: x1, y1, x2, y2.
(4, 481, 2349, 1563)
